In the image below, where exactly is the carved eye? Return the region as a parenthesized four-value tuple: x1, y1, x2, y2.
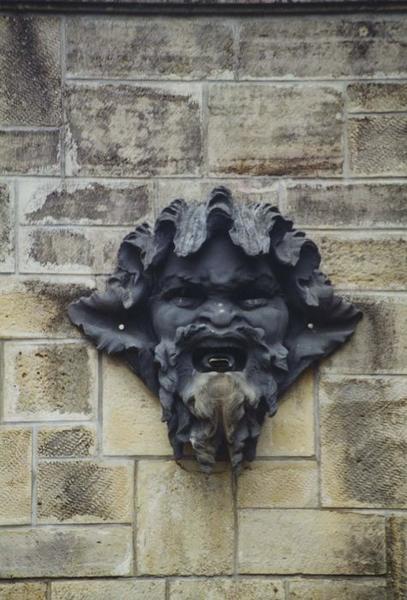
(237, 289, 273, 310)
(165, 287, 204, 309)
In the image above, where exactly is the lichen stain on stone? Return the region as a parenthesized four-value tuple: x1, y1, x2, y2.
(386, 516, 407, 600)
(38, 426, 95, 458)
(28, 228, 92, 267)
(220, 157, 341, 177)
(0, 184, 11, 258)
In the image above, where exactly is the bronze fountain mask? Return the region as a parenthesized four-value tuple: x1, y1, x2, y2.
(68, 187, 361, 472)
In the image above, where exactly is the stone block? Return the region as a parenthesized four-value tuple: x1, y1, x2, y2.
(208, 84, 343, 176)
(322, 294, 407, 373)
(0, 130, 60, 175)
(0, 181, 14, 272)
(0, 276, 95, 338)
(103, 356, 172, 456)
(136, 460, 233, 575)
(349, 115, 407, 176)
(0, 526, 132, 577)
(238, 510, 386, 574)
(387, 516, 407, 600)
(20, 226, 127, 275)
(238, 18, 407, 79)
(0, 583, 47, 600)
(320, 375, 407, 508)
(0, 427, 32, 525)
(65, 83, 202, 177)
(38, 424, 97, 458)
(283, 182, 407, 228)
(348, 82, 407, 112)
(3, 341, 97, 421)
(257, 369, 315, 457)
(169, 578, 284, 599)
(237, 461, 318, 508)
(288, 579, 387, 600)
(0, 16, 61, 126)
(314, 232, 407, 290)
(66, 17, 233, 80)
(20, 178, 154, 226)
(52, 579, 165, 600)
(37, 459, 133, 523)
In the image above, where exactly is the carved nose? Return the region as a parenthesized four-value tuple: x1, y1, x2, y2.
(203, 302, 235, 328)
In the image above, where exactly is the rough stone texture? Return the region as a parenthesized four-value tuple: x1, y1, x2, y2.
(0, 182, 14, 272)
(169, 578, 285, 599)
(20, 226, 128, 274)
(0, 427, 32, 525)
(237, 461, 318, 508)
(0, 526, 133, 577)
(320, 374, 407, 508)
(38, 424, 97, 458)
(238, 18, 407, 79)
(349, 115, 407, 176)
(348, 82, 407, 112)
(208, 84, 343, 176)
(20, 178, 154, 226)
(65, 83, 202, 176)
(136, 460, 234, 575)
(52, 580, 165, 600)
(3, 341, 97, 421)
(284, 182, 407, 228)
(238, 510, 386, 574)
(314, 232, 407, 290)
(37, 459, 133, 523)
(66, 17, 234, 79)
(103, 356, 172, 456)
(322, 294, 407, 373)
(288, 579, 387, 600)
(257, 369, 315, 457)
(387, 516, 407, 600)
(0, 276, 95, 338)
(0, 130, 60, 175)
(0, 16, 61, 126)
(0, 583, 47, 600)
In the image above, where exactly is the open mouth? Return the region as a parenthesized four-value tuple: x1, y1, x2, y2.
(192, 345, 247, 373)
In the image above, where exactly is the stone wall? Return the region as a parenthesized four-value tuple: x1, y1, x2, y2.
(0, 8, 406, 599)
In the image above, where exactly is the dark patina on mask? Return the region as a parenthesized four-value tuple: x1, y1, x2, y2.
(68, 187, 362, 472)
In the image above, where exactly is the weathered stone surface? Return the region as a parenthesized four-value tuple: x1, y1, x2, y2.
(20, 226, 127, 274)
(137, 460, 233, 575)
(65, 83, 202, 176)
(322, 294, 407, 373)
(288, 579, 387, 600)
(238, 510, 386, 574)
(169, 578, 284, 599)
(257, 369, 315, 457)
(0, 182, 14, 272)
(238, 18, 407, 79)
(314, 232, 407, 290)
(0, 130, 60, 175)
(52, 579, 165, 600)
(3, 341, 97, 421)
(0, 276, 95, 338)
(37, 459, 133, 523)
(349, 115, 407, 176)
(0, 16, 61, 126)
(320, 374, 407, 508)
(66, 17, 233, 80)
(237, 461, 318, 508)
(0, 427, 32, 525)
(103, 357, 172, 456)
(284, 182, 407, 228)
(0, 526, 132, 577)
(38, 424, 97, 458)
(20, 178, 154, 225)
(387, 516, 407, 600)
(0, 583, 47, 600)
(348, 82, 407, 112)
(208, 84, 343, 176)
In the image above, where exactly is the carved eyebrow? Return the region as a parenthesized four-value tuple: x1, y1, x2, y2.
(160, 273, 279, 292)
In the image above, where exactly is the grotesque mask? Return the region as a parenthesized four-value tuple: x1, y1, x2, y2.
(68, 187, 361, 472)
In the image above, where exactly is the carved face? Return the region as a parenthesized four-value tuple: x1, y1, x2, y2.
(69, 187, 362, 472)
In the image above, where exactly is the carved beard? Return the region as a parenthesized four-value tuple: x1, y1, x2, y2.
(154, 324, 288, 472)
